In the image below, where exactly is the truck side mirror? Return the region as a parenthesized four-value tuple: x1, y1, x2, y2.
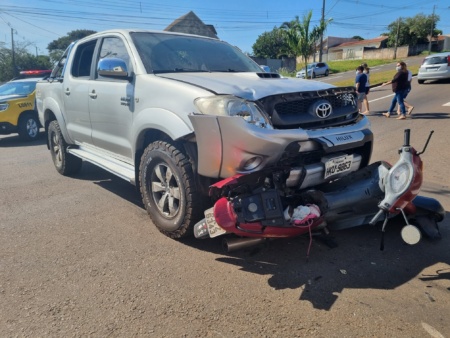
(97, 58, 129, 78)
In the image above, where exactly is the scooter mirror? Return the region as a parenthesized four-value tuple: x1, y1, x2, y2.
(401, 224, 422, 245)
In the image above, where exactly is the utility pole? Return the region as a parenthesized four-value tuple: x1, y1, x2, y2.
(319, 0, 325, 62)
(394, 17, 401, 59)
(11, 27, 17, 78)
(428, 4, 436, 55)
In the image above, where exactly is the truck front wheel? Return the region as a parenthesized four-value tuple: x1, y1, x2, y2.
(139, 141, 202, 239)
(48, 120, 82, 176)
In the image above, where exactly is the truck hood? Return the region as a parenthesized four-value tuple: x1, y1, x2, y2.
(156, 72, 335, 101)
(0, 94, 27, 102)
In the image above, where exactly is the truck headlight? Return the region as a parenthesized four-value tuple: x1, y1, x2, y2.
(0, 103, 9, 112)
(195, 95, 272, 129)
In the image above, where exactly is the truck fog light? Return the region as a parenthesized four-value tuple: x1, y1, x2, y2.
(243, 156, 262, 170)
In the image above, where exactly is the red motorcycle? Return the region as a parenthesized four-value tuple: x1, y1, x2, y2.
(194, 129, 445, 252)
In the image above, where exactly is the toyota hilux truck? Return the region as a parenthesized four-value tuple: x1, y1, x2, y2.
(36, 29, 373, 239)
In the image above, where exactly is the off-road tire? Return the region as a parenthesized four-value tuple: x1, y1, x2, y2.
(139, 141, 202, 239)
(48, 120, 82, 176)
(18, 112, 40, 141)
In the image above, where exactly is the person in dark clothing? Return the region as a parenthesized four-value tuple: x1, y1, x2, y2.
(381, 61, 410, 120)
(355, 65, 367, 115)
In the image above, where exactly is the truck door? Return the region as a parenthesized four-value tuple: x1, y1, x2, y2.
(63, 39, 96, 143)
(88, 36, 134, 160)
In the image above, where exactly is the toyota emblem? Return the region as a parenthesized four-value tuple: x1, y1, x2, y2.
(315, 101, 332, 118)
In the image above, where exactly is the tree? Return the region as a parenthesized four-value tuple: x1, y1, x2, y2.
(252, 27, 289, 59)
(385, 13, 441, 47)
(47, 29, 97, 63)
(0, 43, 52, 82)
(351, 36, 364, 41)
(280, 11, 331, 79)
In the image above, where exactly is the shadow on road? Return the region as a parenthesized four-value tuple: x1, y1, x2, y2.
(72, 162, 144, 208)
(369, 112, 450, 119)
(185, 213, 450, 310)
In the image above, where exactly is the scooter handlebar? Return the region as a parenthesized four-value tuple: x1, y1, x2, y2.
(403, 129, 410, 147)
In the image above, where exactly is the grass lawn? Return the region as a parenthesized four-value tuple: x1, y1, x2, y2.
(280, 58, 419, 87)
(330, 60, 419, 87)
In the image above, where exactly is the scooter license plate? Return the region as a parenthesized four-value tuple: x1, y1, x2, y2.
(204, 207, 227, 238)
(324, 154, 353, 179)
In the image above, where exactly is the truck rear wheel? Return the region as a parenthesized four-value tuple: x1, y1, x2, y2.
(139, 141, 202, 239)
(18, 113, 40, 141)
(48, 120, 82, 176)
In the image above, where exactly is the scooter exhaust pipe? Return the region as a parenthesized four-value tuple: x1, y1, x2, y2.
(223, 237, 266, 252)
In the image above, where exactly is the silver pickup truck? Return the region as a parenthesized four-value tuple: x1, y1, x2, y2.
(36, 29, 373, 239)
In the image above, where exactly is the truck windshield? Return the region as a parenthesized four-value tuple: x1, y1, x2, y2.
(131, 32, 262, 74)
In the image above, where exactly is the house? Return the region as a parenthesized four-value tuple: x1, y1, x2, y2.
(165, 11, 218, 39)
(433, 34, 450, 52)
(329, 36, 389, 60)
(317, 36, 360, 54)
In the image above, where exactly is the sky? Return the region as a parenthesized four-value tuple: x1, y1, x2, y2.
(1, 0, 449, 56)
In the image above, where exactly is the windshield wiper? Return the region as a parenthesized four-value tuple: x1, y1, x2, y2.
(153, 69, 210, 74)
(174, 68, 210, 72)
(209, 69, 246, 72)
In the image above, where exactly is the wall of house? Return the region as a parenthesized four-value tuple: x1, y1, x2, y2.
(364, 46, 408, 59)
(440, 37, 450, 52)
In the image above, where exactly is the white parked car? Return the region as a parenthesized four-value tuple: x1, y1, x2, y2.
(418, 52, 450, 84)
(296, 62, 329, 78)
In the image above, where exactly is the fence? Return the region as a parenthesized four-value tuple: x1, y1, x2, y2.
(250, 56, 296, 72)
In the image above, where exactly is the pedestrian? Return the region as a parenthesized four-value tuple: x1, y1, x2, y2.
(381, 61, 409, 120)
(397, 63, 414, 115)
(355, 65, 367, 115)
(361, 63, 370, 115)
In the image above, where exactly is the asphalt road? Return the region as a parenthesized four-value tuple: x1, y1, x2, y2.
(1, 77, 449, 337)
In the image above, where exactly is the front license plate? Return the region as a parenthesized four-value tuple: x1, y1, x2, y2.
(205, 207, 227, 238)
(324, 154, 353, 179)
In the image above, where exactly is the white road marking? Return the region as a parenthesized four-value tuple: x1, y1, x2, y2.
(443, 102, 450, 106)
(368, 93, 394, 103)
(421, 322, 445, 338)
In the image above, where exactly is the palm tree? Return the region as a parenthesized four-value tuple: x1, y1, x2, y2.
(281, 11, 331, 79)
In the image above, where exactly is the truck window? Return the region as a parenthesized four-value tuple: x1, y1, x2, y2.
(71, 40, 96, 78)
(97, 37, 131, 78)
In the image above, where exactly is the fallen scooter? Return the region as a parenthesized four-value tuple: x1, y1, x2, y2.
(194, 129, 445, 252)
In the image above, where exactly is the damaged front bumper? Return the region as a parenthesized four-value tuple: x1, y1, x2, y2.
(188, 114, 372, 190)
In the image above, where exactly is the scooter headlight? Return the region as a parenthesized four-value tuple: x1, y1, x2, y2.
(389, 163, 411, 194)
(195, 95, 273, 129)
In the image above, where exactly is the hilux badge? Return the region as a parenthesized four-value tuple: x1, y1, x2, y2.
(315, 101, 332, 118)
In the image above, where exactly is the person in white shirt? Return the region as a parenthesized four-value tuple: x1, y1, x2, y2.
(361, 63, 370, 115)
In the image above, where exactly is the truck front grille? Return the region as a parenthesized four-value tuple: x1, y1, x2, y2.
(258, 87, 359, 130)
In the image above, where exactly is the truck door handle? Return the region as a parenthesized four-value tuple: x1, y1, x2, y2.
(64, 88, 70, 96)
(89, 90, 97, 99)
